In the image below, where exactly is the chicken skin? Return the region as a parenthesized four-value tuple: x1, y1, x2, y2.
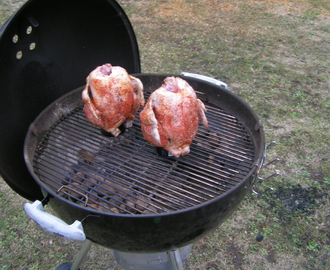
(82, 64, 144, 137)
(140, 77, 209, 157)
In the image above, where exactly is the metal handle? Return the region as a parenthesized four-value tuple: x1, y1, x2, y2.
(252, 159, 280, 195)
(251, 141, 280, 195)
(24, 200, 86, 241)
(181, 72, 228, 89)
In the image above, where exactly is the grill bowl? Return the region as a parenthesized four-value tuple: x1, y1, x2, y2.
(24, 74, 265, 252)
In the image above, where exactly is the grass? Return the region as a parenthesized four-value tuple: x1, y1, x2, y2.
(1, 0, 330, 269)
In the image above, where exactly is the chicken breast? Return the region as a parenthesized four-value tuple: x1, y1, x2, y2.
(140, 77, 209, 157)
(82, 64, 144, 136)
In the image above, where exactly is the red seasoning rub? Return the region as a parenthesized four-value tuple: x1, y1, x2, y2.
(140, 77, 209, 157)
(82, 64, 144, 137)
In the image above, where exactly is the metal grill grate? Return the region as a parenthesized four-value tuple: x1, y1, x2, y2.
(33, 94, 255, 215)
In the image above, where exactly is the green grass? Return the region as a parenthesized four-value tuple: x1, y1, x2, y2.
(1, 0, 330, 269)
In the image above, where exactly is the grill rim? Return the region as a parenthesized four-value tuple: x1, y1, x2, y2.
(24, 74, 265, 219)
(34, 106, 252, 216)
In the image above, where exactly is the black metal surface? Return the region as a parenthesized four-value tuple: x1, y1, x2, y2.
(24, 74, 265, 252)
(0, 0, 140, 200)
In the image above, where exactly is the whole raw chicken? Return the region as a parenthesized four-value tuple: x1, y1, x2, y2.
(140, 77, 209, 157)
(82, 64, 144, 137)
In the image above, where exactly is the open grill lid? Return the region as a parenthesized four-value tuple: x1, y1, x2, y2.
(0, 0, 140, 200)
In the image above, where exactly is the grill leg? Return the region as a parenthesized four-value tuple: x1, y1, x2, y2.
(70, 239, 93, 270)
(169, 248, 184, 270)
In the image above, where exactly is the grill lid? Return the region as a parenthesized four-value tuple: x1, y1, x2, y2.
(26, 83, 256, 216)
(0, 0, 140, 200)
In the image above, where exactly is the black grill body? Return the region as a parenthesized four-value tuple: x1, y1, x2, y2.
(24, 74, 265, 252)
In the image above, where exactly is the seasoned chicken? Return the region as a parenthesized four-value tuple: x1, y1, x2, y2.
(140, 77, 209, 157)
(82, 64, 144, 136)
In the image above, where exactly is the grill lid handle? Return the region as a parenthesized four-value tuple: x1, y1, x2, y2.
(181, 72, 228, 89)
(24, 200, 86, 242)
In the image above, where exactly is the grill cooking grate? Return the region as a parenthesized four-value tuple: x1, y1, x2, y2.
(33, 93, 255, 215)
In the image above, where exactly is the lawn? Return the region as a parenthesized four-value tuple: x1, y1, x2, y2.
(1, 0, 330, 269)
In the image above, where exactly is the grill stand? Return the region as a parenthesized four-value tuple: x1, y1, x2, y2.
(55, 240, 93, 270)
(71, 240, 93, 270)
(169, 248, 185, 270)
(56, 241, 190, 270)
(113, 245, 191, 270)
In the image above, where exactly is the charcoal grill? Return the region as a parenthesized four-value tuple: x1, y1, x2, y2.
(23, 73, 265, 253)
(0, 0, 265, 269)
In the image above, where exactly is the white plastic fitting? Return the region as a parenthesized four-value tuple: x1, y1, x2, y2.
(24, 200, 86, 241)
(181, 72, 228, 89)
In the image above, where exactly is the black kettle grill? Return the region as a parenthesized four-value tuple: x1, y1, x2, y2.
(0, 0, 265, 269)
